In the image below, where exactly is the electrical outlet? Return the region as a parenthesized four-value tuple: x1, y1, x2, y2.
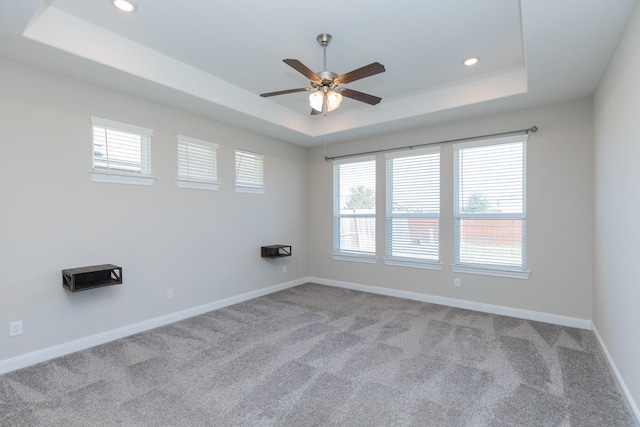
(282, 264, 287, 273)
(454, 278, 461, 287)
(166, 288, 174, 300)
(9, 321, 22, 337)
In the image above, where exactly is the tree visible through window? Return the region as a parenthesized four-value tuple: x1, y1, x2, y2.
(334, 158, 376, 256)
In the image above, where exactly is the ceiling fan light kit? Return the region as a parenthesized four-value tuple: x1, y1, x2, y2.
(261, 33, 385, 115)
(309, 88, 343, 112)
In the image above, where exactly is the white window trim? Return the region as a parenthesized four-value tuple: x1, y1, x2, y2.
(452, 134, 528, 275)
(91, 116, 153, 137)
(90, 171, 155, 186)
(384, 258, 443, 270)
(451, 264, 531, 279)
(331, 253, 378, 264)
(90, 116, 155, 186)
(176, 180, 220, 191)
(176, 135, 220, 191)
(235, 185, 266, 194)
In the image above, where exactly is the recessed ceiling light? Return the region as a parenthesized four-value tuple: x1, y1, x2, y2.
(463, 57, 479, 66)
(112, 0, 136, 12)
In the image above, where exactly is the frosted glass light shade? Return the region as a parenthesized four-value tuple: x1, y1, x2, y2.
(327, 91, 342, 111)
(309, 91, 324, 112)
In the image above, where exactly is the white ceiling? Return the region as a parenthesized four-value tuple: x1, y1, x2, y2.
(0, 0, 636, 147)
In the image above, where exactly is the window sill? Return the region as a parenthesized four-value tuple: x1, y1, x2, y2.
(384, 258, 442, 270)
(235, 185, 266, 194)
(90, 172, 155, 186)
(451, 264, 530, 279)
(331, 253, 377, 264)
(176, 179, 220, 191)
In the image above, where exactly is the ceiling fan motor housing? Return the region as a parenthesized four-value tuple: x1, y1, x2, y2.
(317, 71, 338, 88)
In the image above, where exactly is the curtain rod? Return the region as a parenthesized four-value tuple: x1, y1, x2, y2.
(324, 126, 538, 161)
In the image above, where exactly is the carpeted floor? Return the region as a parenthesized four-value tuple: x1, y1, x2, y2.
(0, 283, 636, 426)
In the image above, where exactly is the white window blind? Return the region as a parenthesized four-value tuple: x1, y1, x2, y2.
(91, 117, 152, 176)
(334, 157, 376, 258)
(177, 135, 219, 190)
(235, 149, 265, 193)
(453, 135, 527, 270)
(386, 148, 440, 264)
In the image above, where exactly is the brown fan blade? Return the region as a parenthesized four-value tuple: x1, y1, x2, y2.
(283, 59, 321, 82)
(335, 62, 385, 85)
(341, 88, 382, 105)
(260, 88, 310, 97)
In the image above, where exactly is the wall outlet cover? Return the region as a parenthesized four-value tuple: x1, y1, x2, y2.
(9, 321, 23, 336)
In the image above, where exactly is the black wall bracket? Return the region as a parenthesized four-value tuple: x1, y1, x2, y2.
(261, 245, 292, 258)
(62, 264, 122, 292)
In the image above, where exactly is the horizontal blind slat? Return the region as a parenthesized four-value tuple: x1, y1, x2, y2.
(454, 140, 525, 268)
(335, 159, 376, 255)
(178, 138, 217, 182)
(386, 151, 440, 262)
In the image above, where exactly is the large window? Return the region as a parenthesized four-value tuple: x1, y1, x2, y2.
(385, 147, 440, 268)
(177, 135, 219, 191)
(453, 135, 527, 276)
(91, 117, 153, 185)
(235, 149, 265, 194)
(333, 157, 376, 260)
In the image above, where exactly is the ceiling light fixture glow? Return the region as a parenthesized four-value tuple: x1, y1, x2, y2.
(326, 91, 343, 112)
(309, 90, 343, 113)
(309, 91, 324, 112)
(112, 0, 136, 12)
(463, 57, 479, 66)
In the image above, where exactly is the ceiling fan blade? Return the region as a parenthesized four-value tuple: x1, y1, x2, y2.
(335, 62, 385, 85)
(341, 88, 382, 105)
(260, 88, 310, 97)
(283, 59, 321, 82)
(310, 108, 321, 116)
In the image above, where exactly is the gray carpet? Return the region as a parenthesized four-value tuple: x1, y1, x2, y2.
(1, 283, 636, 426)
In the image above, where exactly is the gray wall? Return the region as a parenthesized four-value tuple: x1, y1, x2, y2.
(0, 59, 308, 361)
(594, 0, 640, 414)
(308, 97, 594, 320)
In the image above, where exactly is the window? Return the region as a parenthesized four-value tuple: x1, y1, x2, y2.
(90, 116, 154, 185)
(385, 147, 441, 269)
(453, 135, 528, 278)
(333, 157, 376, 261)
(235, 149, 265, 193)
(177, 135, 219, 191)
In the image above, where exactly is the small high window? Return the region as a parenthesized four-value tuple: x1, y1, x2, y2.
(177, 135, 219, 191)
(235, 149, 265, 193)
(90, 116, 154, 185)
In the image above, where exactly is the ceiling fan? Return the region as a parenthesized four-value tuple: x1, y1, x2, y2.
(260, 33, 386, 115)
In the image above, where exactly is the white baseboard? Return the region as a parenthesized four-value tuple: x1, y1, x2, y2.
(308, 276, 593, 330)
(0, 278, 305, 375)
(0, 276, 594, 375)
(593, 325, 640, 425)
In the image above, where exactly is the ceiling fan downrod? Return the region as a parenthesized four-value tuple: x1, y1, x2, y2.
(317, 33, 332, 72)
(315, 33, 337, 88)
